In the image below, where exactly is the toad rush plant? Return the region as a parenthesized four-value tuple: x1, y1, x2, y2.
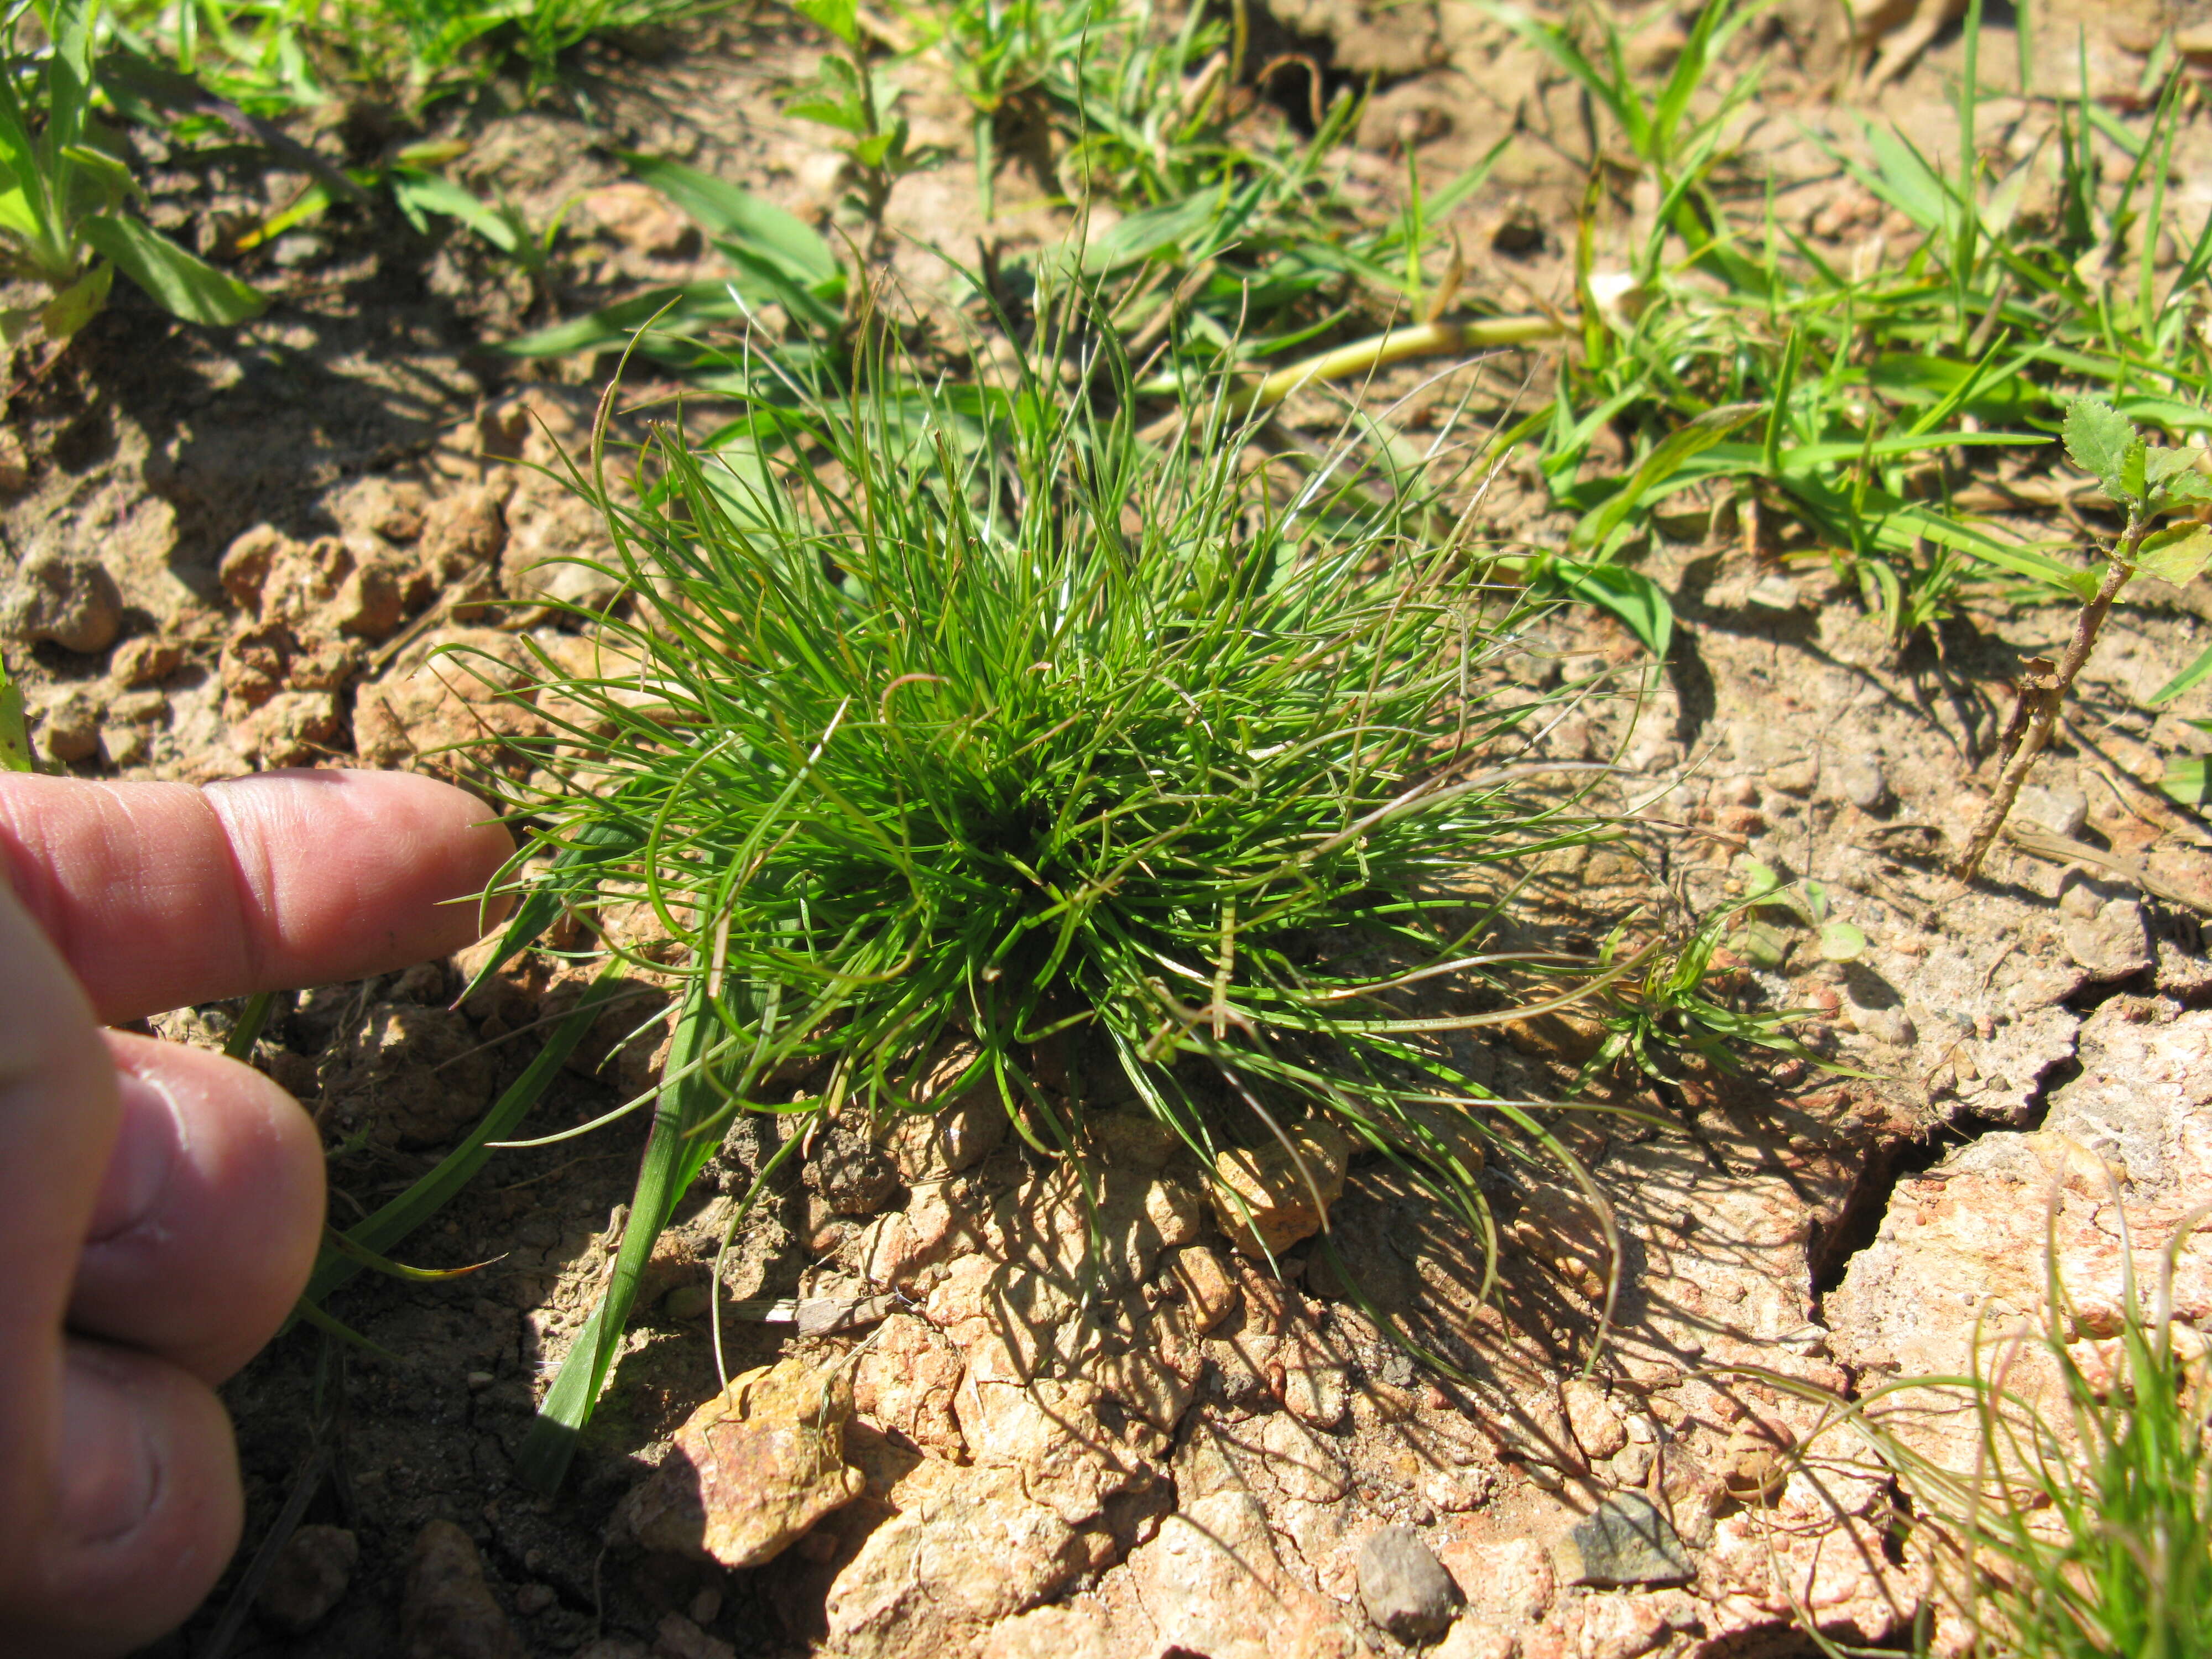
(472, 314, 1630, 1485)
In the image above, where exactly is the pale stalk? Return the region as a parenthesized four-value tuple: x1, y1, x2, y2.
(1957, 521, 2147, 881)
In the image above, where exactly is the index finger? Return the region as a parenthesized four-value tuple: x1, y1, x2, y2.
(0, 770, 515, 1025)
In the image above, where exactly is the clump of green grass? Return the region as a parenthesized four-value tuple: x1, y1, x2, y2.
(1749, 1197, 2212, 1658)
(471, 299, 1632, 1484)
(107, 0, 718, 116)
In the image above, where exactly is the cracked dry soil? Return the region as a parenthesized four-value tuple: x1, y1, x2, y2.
(3, 0, 2210, 1655)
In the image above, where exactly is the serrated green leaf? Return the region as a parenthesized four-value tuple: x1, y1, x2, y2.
(1818, 919, 1867, 962)
(2063, 397, 2136, 499)
(80, 213, 264, 326)
(2164, 473, 2212, 506)
(2121, 439, 2149, 505)
(2143, 446, 2201, 487)
(2135, 524, 2212, 587)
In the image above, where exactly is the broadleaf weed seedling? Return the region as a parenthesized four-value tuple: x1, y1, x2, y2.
(0, 0, 265, 341)
(480, 299, 1641, 1486)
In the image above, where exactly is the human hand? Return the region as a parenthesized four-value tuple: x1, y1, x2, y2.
(0, 769, 512, 1656)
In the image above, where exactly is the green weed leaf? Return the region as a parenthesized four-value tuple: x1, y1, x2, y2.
(622, 153, 837, 284)
(2120, 439, 2149, 506)
(2162, 750, 2212, 808)
(2063, 397, 2136, 502)
(80, 213, 265, 326)
(0, 651, 32, 773)
(36, 260, 108, 338)
(791, 0, 858, 43)
(2135, 524, 2212, 587)
(1818, 919, 1868, 962)
(1540, 556, 1674, 659)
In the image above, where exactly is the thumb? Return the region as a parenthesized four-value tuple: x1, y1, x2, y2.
(0, 885, 245, 1655)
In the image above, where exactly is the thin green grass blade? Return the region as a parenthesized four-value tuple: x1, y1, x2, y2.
(320, 1225, 503, 1284)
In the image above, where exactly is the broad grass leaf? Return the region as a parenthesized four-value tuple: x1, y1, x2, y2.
(80, 212, 265, 325)
(1541, 555, 1674, 659)
(622, 152, 838, 285)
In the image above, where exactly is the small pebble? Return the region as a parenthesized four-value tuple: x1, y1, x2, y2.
(664, 1283, 714, 1320)
(1765, 758, 1819, 795)
(257, 1524, 359, 1635)
(110, 635, 184, 687)
(39, 689, 102, 764)
(2058, 878, 2105, 920)
(1833, 753, 1888, 812)
(513, 1583, 556, 1616)
(1860, 1006, 1916, 1048)
(1357, 1524, 1459, 1643)
(2015, 784, 2088, 838)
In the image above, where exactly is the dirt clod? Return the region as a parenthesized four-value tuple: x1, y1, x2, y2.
(6, 550, 122, 655)
(400, 1520, 526, 1659)
(255, 1523, 359, 1634)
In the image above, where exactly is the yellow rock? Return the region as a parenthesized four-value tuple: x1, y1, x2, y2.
(618, 1355, 866, 1568)
(1211, 1119, 1353, 1258)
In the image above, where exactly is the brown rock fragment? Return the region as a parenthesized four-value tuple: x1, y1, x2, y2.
(110, 635, 183, 687)
(1561, 1376, 1629, 1461)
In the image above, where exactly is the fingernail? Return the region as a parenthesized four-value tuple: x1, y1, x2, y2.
(58, 1347, 158, 1546)
(86, 1071, 181, 1245)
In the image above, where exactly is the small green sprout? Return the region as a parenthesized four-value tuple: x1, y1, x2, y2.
(1583, 872, 1840, 1094)
(782, 0, 938, 254)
